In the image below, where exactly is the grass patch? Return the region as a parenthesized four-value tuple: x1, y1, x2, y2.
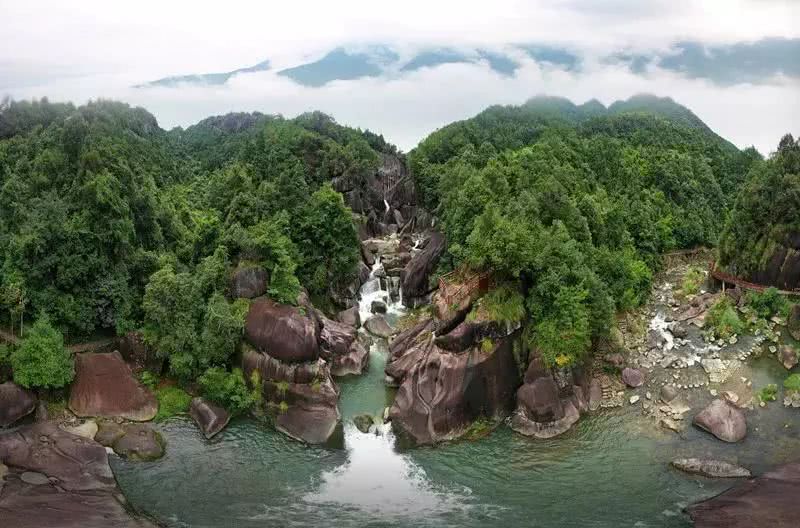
(468, 284, 525, 324)
(706, 297, 744, 339)
(757, 384, 779, 403)
(678, 266, 705, 298)
(784, 373, 800, 393)
(154, 386, 192, 422)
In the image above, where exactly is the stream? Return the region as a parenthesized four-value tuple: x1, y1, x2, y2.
(112, 241, 800, 528)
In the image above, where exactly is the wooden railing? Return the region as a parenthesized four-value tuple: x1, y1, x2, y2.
(709, 261, 800, 297)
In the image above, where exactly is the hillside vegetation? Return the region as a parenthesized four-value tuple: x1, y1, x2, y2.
(409, 94, 760, 367)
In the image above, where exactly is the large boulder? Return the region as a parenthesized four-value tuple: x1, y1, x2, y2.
(69, 351, 158, 421)
(318, 316, 369, 376)
(230, 264, 269, 299)
(189, 397, 231, 439)
(687, 462, 800, 527)
(388, 329, 521, 445)
(511, 355, 588, 439)
(245, 298, 320, 363)
(401, 231, 446, 307)
(364, 315, 394, 339)
(789, 304, 800, 341)
(693, 399, 747, 442)
(242, 348, 340, 444)
(0, 422, 156, 527)
(0, 382, 36, 427)
(621, 367, 644, 388)
(336, 306, 361, 328)
(111, 423, 164, 461)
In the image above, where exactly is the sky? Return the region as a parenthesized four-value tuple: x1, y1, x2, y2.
(1, 0, 799, 153)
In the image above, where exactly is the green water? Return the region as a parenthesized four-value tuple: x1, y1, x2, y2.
(112, 342, 800, 528)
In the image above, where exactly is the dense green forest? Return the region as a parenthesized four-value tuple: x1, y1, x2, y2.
(409, 94, 761, 367)
(718, 134, 800, 282)
(0, 97, 392, 382)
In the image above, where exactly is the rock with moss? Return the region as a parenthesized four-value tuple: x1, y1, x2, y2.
(111, 423, 165, 461)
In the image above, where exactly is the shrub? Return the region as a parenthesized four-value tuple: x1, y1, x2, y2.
(784, 373, 800, 392)
(470, 284, 526, 324)
(198, 367, 259, 415)
(11, 315, 74, 389)
(154, 386, 192, 421)
(139, 370, 159, 390)
(757, 384, 778, 403)
(679, 266, 705, 298)
(746, 287, 789, 319)
(706, 298, 744, 339)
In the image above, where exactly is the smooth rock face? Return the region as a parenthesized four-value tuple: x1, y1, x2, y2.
(0, 422, 156, 527)
(230, 265, 269, 299)
(63, 420, 98, 440)
(189, 398, 231, 439)
(511, 356, 588, 439)
(671, 458, 751, 478)
(112, 423, 164, 461)
(364, 315, 393, 338)
(388, 330, 520, 445)
(69, 351, 158, 421)
(0, 381, 36, 427)
(336, 306, 361, 328)
(688, 462, 800, 527)
(621, 367, 644, 388)
(245, 298, 320, 363)
(242, 348, 340, 444)
(693, 399, 747, 442)
(319, 315, 369, 376)
(401, 231, 446, 307)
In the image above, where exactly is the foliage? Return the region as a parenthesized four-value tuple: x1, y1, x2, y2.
(154, 385, 192, 421)
(784, 373, 800, 392)
(198, 367, 259, 415)
(679, 266, 705, 298)
(745, 287, 789, 319)
(470, 284, 526, 324)
(705, 298, 744, 339)
(11, 314, 74, 389)
(139, 370, 159, 390)
(757, 384, 778, 403)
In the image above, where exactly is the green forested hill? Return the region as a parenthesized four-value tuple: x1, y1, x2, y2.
(408, 94, 761, 367)
(0, 99, 386, 357)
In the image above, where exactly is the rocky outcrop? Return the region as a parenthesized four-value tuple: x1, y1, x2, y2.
(330, 261, 371, 308)
(189, 397, 231, 439)
(387, 325, 520, 445)
(789, 304, 800, 341)
(230, 264, 269, 299)
(746, 240, 800, 291)
(687, 462, 800, 527)
(693, 399, 747, 442)
(671, 458, 751, 478)
(68, 351, 158, 421)
(0, 422, 156, 527)
(336, 306, 360, 328)
(0, 382, 36, 427)
(244, 298, 320, 363)
(318, 315, 369, 376)
(401, 231, 446, 307)
(242, 348, 340, 444)
(511, 355, 590, 439)
(110, 423, 164, 461)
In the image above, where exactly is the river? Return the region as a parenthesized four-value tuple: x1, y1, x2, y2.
(112, 246, 800, 528)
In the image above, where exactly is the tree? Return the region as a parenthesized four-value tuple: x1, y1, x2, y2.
(11, 314, 74, 389)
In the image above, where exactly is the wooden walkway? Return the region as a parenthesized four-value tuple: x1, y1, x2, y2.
(709, 261, 800, 297)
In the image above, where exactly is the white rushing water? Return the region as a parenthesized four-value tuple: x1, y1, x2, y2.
(304, 238, 475, 520)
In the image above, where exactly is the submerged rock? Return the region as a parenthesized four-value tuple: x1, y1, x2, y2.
(693, 399, 747, 442)
(0, 381, 36, 427)
(687, 462, 800, 527)
(0, 422, 157, 527)
(352, 414, 374, 434)
(671, 458, 751, 478)
(189, 397, 231, 439)
(68, 351, 158, 421)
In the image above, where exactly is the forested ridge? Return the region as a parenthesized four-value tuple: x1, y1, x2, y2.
(0, 93, 783, 390)
(408, 94, 764, 367)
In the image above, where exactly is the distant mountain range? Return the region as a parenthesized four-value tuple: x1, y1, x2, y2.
(135, 44, 580, 89)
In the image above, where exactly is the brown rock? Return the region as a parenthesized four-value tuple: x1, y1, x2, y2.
(230, 264, 269, 299)
(244, 298, 320, 363)
(0, 422, 156, 527)
(693, 399, 747, 442)
(364, 315, 393, 338)
(94, 421, 125, 447)
(319, 315, 369, 376)
(780, 345, 798, 370)
(621, 367, 645, 388)
(189, 397, 231, 439)
(336, 306, 360, 328)
(401, 231, 446, 307)
(0, 381, 36, 427)
(112, 423, 164, 460)
(68, 351, 157, 421)
(688, 462, 800, 527)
